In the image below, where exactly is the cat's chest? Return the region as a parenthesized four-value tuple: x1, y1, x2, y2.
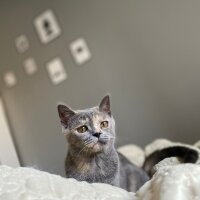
(77, 163, 118, 184)
(67, 155, 119, 183)
(79, 158, 117, 176)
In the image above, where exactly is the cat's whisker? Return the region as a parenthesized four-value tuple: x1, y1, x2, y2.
(105, 137, 115, 139)
(84, 139, 92, 145)
(76, 139, 93, 157)
(78, 138, 96, 154)
(76, 145, 88, 157)
(101, 136, 115, 140)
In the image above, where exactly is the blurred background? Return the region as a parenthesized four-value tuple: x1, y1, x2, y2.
(0, 0, 200, 176)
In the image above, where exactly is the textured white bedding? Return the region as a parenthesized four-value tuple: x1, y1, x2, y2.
(1, 139, 200, 200)
(0, 165, 135, 200)
(1, 162, 200, 200)
(136, 162, 200, 200)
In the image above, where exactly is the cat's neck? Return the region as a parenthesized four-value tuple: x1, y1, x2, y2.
(66, 145, 118, 173)
(68, 144, 116, 160)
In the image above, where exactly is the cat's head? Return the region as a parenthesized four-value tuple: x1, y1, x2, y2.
(57, 95, 115, 154)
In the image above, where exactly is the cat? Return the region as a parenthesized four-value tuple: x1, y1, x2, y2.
(143, 146, 199, 177)
(57, 95, 149, 192)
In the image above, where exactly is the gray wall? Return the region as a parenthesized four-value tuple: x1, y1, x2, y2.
(0, 0, 200, 176)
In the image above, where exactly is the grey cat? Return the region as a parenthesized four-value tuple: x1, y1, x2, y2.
(57, 95, 149, 192)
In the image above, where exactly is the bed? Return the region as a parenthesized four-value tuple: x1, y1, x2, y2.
(1, 139, 200, 200)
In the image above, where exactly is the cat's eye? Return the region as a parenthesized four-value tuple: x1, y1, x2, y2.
(77, 125, 88, 133)
(100, 121, 109, 128)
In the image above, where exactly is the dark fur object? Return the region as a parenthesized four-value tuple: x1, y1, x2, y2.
(143, 146, 199, 177)
(57, 95, 149, 192)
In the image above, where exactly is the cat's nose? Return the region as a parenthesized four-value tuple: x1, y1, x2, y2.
(92, 132, 102, 138)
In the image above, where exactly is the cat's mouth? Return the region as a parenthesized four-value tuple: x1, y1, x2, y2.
(98, 138, 107, 145)
(91, 143, 104, 152)
(86, 139, 107, 153)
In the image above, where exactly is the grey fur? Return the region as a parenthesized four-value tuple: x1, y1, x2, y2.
(57, 95, 149, 192)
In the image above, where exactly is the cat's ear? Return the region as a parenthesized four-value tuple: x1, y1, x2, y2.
(99, 95, 111, 116)
(57, 104, 75, 126)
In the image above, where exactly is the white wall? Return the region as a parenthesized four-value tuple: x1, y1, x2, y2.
(0, 98, 20, 167)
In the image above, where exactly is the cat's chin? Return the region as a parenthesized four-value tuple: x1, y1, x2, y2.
(87, 141, 106, 153)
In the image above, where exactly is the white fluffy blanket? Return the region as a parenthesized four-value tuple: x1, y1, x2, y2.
(1, 162, 200, 200)
(136, 161, 200, 200)
(1, 139, 200, 200)
(0, 165, 134, 200)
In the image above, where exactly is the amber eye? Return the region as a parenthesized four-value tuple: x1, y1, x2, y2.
(77, 125, 88, 133)
(100, 121, 109, 128)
